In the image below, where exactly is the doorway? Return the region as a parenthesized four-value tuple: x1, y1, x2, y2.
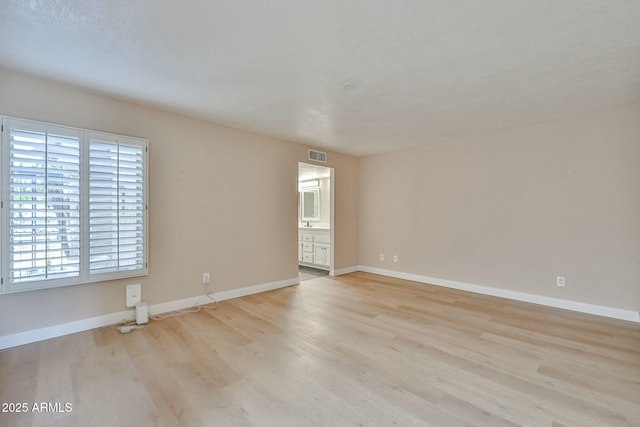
(298, 162, 333, 281)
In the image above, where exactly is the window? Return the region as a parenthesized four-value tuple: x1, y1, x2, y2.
(88, 133, 146, 277)
(1, 117, 148, 293)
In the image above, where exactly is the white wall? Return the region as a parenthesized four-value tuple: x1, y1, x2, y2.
(359, 105, 640, 315)
(319, 177, 331, 225)
(0, 68, 359, 338)
(6, 65, 635, 343)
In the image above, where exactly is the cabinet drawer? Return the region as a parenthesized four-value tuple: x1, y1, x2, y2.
(302, 234, 313, 242)
(314, 233, 330, 244)
(302, 253, 314, 263)
(302, 242, 313, 253)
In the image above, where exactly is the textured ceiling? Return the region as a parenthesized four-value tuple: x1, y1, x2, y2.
(1, 0, 639, 156)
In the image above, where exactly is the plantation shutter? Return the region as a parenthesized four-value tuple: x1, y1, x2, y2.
(88, 134, 146, 275)
(1, 117, 148, 294)
(8, 121, 81, 283)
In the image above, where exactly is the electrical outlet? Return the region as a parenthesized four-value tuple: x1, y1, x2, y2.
(393, 255, 398, 262)
(379, 254, 384, 261)
(556, 276, 565, 287)
(126, 284, 142, 307)
(203, 272, 211, 284)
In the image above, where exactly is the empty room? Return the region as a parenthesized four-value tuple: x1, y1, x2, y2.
(0, 1, 639, 426)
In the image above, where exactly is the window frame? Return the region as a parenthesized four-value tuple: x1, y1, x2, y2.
(0, 116, 149, 294)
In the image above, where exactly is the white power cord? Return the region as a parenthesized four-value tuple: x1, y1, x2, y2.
(200, 291, 219, 309)
(149, 292, 218, 321)
(119, 324, 145, 334)
(114, 285, 219, 332)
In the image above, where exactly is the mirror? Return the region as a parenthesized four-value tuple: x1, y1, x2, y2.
(300, 188, 319, 221)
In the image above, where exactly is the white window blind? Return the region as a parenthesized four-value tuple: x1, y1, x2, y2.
(1, 117, 148, 293)
(88, 136, 145, 275)
(8, 125, 81, 283)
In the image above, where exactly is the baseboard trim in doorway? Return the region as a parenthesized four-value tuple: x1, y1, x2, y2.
(0, 276, 299, 350)
(357, 266, 640, 324)
(331, 266, 359, 276)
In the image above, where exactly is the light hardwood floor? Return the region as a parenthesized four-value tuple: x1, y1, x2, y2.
(1, 272, 639, 426)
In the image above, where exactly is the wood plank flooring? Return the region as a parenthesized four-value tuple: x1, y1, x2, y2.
(1, 272, 639, 426)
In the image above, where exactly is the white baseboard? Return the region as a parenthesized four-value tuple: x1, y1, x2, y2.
(0, 309, 134, 351)
(215, 277, 299, 302)
(0, 276, 299, 350)
(3, 268, 635, 351)
(358, 266, 640, 324)
(331, 265, 359, 276)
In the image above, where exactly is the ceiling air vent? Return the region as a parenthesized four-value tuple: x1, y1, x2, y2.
(308, 149, 327, 163)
